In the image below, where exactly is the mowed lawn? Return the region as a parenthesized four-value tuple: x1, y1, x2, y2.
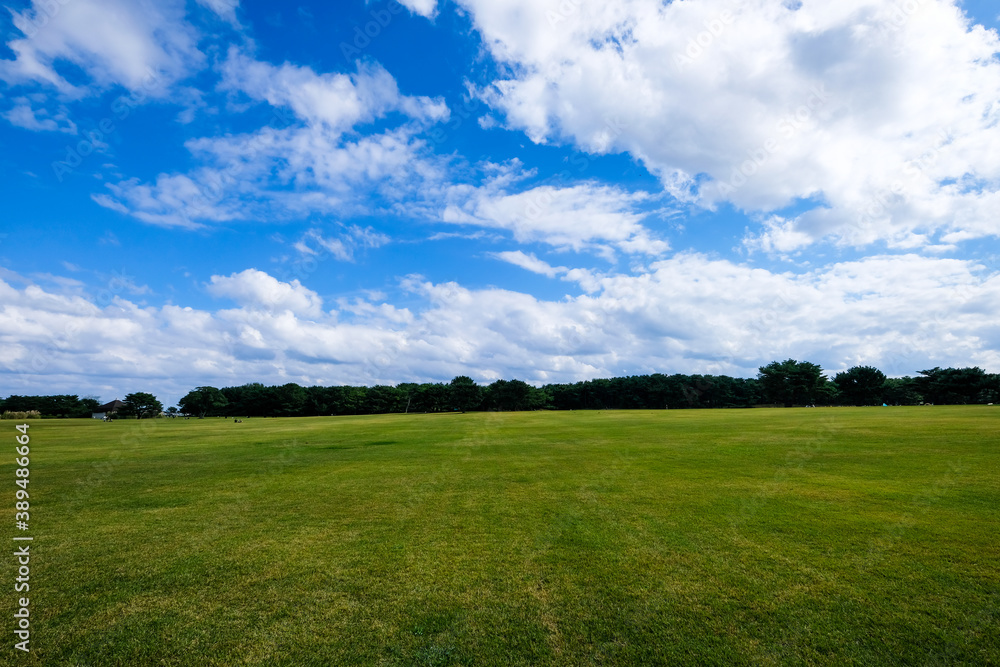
(5, 407, 999, 666)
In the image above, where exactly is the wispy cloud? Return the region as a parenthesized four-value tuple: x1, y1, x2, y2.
(491, 250, 567, 278)
(2, 98, 77, 134)
(293, 226, 391, 262)
(92, 52, 452, 227)
(0, 0, 203, 97)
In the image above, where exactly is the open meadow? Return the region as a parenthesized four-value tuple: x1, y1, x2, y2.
(4, 407, 999, 665)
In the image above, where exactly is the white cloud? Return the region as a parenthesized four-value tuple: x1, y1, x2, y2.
(206, 269, 324, 318)
(2, 98, 77, 134)
(95, 53, 451, 226)
(398, 0, 438, 19)
(444, 178, 669, 256)
(460, 0, 1000, 251)
(294, 226, 390, 262)
(489, 252, 605, 292)
(491, 250, 567, 278)
(95, 124, 448, 226)
(0, 0, 203, 97)
(195, 0, 241, 27)
(219, 48, 448, 130)
(3, 256, 999, 404)
(744, 215, 820, 256)
(93, 173, 243, 229)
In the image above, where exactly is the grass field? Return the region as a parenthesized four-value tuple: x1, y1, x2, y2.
(3, 407, 999, 665)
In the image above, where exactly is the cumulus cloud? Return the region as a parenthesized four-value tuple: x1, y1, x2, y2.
(219, 48, 448, 130)
(444, 176, 669, 256)
(206, 269, 324, 318)
(0, 0, 203, 97)
(3, 256, 998, 404)
(398, 0, 438, 19)
(5, 0, 999, 409)
(460, 0, 1000, 250)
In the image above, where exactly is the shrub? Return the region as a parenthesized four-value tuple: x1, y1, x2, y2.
(1, 410, 42, 420)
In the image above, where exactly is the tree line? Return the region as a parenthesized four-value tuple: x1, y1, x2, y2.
(0, 392, 164, 419)
(3, 362, 998, 419)
(0, 395, 99, 418)
(175, 362, 998, 418)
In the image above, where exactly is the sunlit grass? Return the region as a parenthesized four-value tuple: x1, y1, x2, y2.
(4, 407, 998, 665)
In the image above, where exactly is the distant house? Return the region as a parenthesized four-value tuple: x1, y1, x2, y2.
(92, 399, 125, 420)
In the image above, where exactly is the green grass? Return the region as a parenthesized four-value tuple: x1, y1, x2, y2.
(3, 407, 999, 665)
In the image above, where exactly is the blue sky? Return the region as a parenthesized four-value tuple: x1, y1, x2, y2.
(1, 0, 999, 407)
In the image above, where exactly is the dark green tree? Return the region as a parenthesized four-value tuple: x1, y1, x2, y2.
(758, 359, 829, 407)
(0, 394, 96, 417)
(916, 367, 988, 404)
(834, 366, 887, 406)
(546, 383, 583, 410)
(121, 392, 163, 419)
(881, 377, 922, 405)
(178, 386, 228, 418)
(364, 385, 404, 414)
(485, 379, 546, 411)
(225, 383, 270, 416)
(449, 376, 482, 412)
(272, 383, 307, 417)
(982, 374, 1000, 404)
(303, 385, 331, 416)
(397, 383, 450, 413)
(78, 397, 101, 418)
(324, 386, 366, 415)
